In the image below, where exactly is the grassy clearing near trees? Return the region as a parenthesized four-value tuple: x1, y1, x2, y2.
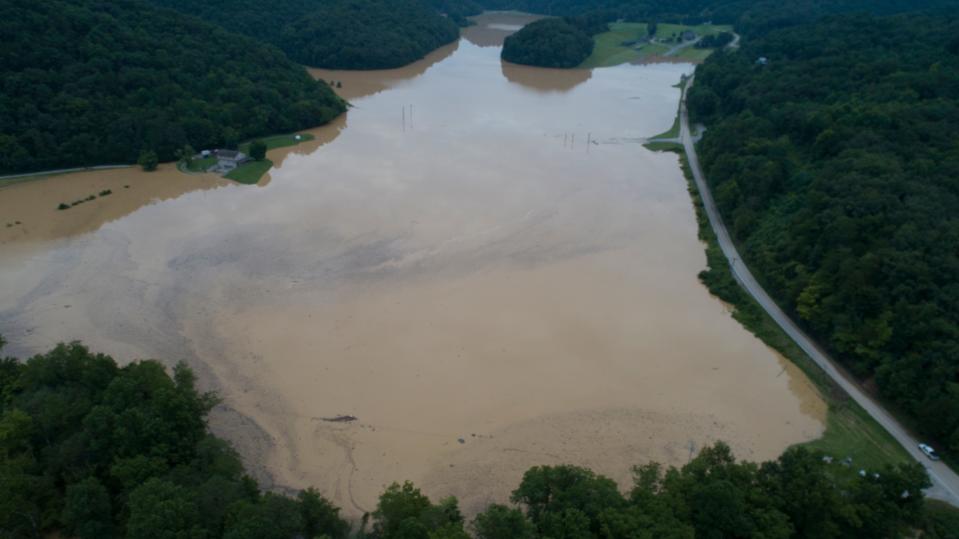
(238, 133, 315, 154)
(923, 500, 959, 536)
(185, 156, 216, 172)
(227, 132, 315, 184)
(642, 77, 686, 151)
(225, 159, 273, 184)
(674, 46, 715, 62)
(580, 21, 731, 68)
(653, 22, 732, 41)
(648, 113, 681, 140)
(579, 22, 647, 68)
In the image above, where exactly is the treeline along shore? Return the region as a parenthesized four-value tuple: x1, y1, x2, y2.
(1, 339, 952, 538)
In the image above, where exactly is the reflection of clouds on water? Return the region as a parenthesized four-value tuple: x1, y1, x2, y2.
(500, 61, 593, 93)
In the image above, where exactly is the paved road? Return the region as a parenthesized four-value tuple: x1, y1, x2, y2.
(727, 32, 740, 49)
(663, 36, 701, 57)
(678, 75, 959, 505)
(0, 164, 132, 183)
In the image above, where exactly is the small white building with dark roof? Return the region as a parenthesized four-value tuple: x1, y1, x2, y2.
(214, 149, 248, 172)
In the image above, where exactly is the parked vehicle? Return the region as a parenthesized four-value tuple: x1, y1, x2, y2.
(919, 443, 940, 461)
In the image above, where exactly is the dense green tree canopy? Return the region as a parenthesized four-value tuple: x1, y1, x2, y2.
(501, 18, 595, 68)
(281, 0, 460, 69)
(0, 341, 349, 539)
(146, 0, 461, 70)
(468, 443, 930, 539)
(431, 0, 484, 26)
(143, 0, 323, 45)
(0, 0, 345, 174)
(476, 0, 959, 30)
(688, 13, 959, 452)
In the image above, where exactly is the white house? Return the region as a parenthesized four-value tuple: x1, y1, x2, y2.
(215, 149, 248, 171)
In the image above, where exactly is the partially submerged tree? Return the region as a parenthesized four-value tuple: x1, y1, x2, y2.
(137, 150, 159, 171)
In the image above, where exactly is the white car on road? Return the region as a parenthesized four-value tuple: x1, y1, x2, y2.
(919, 443, 940, 461)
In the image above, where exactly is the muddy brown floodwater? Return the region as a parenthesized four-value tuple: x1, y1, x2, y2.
(0, 12, 825, 518)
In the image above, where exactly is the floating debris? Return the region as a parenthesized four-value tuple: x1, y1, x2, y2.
(319, 415, 357, 423)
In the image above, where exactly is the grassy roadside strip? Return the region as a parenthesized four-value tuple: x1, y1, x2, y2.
(642, 76, 687, 152)
(644, 72, 910, 470)
(646, 113, 911, 470)
(0, 165, 133, 189)
(675, 149, 911, 470)
(647, 113, 680, 141)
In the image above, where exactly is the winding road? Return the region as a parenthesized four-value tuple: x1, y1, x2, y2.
(678, 75, 959, 505)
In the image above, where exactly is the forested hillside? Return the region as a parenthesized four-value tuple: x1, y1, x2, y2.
(146, 0, 461, 69)
(280, 0, 460, 69)
(501, 18, 595, 68)
(476, 0, 959, 33)
(0, 340, 350, 539)
(688, 14, 959, 451)
(0, 339, 940, 538)
(431, 0, 484, 26)
(0, 0, 345, 174)
(142, 0, 320, 44)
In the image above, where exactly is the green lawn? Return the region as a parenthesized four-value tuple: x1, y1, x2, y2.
(643, 77, 687, 150)
(670, 148, 910, 473)
(580, 22, 647, 68)
(674, 47, 715, 62)
(923, 500, 959, 536)
(176, 132, 315, 184)
(226, 132, 314, 184)
(653, 22, 732, 41)
(643, 140, 683, 152)
(186, 156, 217, 172)
(225, 159, 273, 184)
(581, 21, 733, 68)
(648, 113, 681, 141)
(239, 133, 315, 154)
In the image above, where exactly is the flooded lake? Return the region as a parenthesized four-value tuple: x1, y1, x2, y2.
(0, 13, 824, 516)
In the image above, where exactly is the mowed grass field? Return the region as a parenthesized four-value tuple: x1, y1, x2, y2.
(580, 22, 732, 68)
(225, 133, 316, 184)
(238, 133, 314, 154)
(225, 159, 273, 184)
